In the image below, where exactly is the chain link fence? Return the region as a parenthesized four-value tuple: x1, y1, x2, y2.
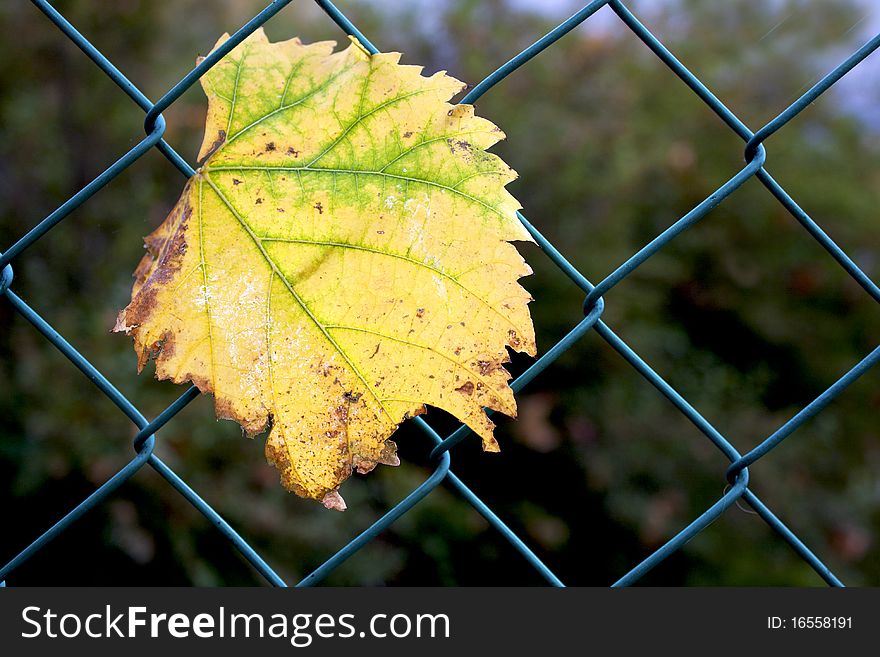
(2, 0, 879, 587)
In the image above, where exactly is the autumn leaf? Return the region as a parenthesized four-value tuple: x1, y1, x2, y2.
(115, 28, 535, 510)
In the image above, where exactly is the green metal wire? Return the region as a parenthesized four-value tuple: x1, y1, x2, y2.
(2, 0, 878, 588)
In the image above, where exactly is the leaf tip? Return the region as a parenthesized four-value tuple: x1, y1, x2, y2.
(321, 490, 347, 512)
(483, 435, 501, 453)
(112, 309, 131, 335)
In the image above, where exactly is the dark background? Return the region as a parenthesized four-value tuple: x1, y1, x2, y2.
(1, 0, 879, 585)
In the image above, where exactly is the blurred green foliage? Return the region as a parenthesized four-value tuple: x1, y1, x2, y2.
(1, 0, 879, 585)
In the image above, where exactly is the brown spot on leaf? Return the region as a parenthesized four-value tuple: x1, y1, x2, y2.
(214, 396, 237, 423)
(447, 138, 473, 156)
(199, 129, 226, 164)
(286, 146, 300, 157)
(136, 329, 175, 373)
(477, 359, 499, 376)
(353, 455, 377, 474)
(508, 329, 521, 348)
(186, 373, 212, 395)
(232, 178, 242, 185)
(265, 141, 276, 152)
(342, 391, 363, 403)
(117, 191, 194, 360)
(314, 202, 323, 214)
(333, 405, 349, 423)
(416, 308, 425, 318)
(456, 381, 475, 396)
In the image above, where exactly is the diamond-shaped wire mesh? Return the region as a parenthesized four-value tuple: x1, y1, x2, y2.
(2, 0, 879, 587)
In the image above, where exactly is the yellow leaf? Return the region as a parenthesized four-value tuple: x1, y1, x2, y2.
(115, 28, 535, 509)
